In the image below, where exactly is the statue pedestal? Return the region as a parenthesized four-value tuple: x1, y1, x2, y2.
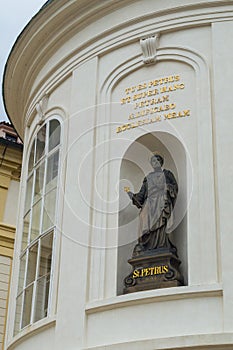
(124, 249, 184, 294)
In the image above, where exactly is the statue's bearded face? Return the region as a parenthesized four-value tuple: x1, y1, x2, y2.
(150, 155, 163, 169)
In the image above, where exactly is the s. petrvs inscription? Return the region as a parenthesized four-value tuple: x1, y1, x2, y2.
(133, 265, 169, 279)
(116, 74, 190, 133)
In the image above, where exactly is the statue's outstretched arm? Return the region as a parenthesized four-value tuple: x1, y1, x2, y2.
(128, 177, 147, 209)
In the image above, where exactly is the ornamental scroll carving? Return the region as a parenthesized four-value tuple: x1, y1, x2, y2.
(140, 34, 160, 64)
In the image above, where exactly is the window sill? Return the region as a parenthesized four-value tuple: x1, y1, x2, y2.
(7, 316, 56, 350)
(86, 283, 223, 314)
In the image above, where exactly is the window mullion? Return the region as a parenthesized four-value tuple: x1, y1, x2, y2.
(47, 231, 55, 316)
(40, 124, 49, 234)
(33, 137, 37, 168)
(19, 294, 24, 331)
(46, 143, 60, 158)
(47, 143, 60, 316)
(19, 247, 29, 330)
(54, 150, 60, 222)
(39, 178, 45, 235)
(40, 157, 48, 234)
(45, 122, 49, 157)
(28, 169, 36, 243)
(30, 238, 41, 324)
(26, 209, 33, 248)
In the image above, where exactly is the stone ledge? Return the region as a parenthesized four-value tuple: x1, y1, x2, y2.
(86, 283, 223, 314)
(6, 317, 56, 350)
(83, 332, 233, 350)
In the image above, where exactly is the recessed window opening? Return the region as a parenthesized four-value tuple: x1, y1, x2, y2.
(14, 118, 61, 335)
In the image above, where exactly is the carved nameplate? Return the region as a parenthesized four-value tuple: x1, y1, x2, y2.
(133, 265, 169, 278)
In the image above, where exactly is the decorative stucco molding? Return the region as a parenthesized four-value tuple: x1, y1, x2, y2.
(35, 94, 49, 123)
(140, 34, 160, 64)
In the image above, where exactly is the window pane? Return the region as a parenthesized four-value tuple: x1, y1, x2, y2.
(24, 175, 33, 214)
(31, 200, 42, 241)
(46, 151, 59, 192)
(14, 293, 23, 335)
(22, 212, 30, 251)
(26, 243, 38, 286)
(22, 285, 34, 328)
(42, 189, 56, 232)
(34, 275, 50, 323)
(34, 162, 45, 203)
(39, 233, 53, 277)
(28, 140, 35, 173)
(49, 120, 60, 151)
(18, 254, 26, 294)
(35, 125, 46, 163)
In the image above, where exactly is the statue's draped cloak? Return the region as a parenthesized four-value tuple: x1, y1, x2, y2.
(132, 169, 178, 250)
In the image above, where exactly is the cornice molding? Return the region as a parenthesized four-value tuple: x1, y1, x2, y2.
(3, 0, 233, 137)
(0, 222, 15, 239)
(0, 222, 15, 257)
(0, 145, 22, 181)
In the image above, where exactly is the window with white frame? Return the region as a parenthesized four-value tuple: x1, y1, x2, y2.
(14, 118, 61, 334)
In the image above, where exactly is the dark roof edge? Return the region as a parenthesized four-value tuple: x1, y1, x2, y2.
(41, 0, 54, 10)
(0, 137, 23, 150)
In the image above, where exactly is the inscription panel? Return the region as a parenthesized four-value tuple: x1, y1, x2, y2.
(115, 74, 192, 133)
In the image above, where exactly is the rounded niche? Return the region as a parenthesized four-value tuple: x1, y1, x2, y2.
(117, 131, 190, 295)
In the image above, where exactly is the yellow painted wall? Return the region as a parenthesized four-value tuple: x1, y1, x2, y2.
(0, 139, 22, 349)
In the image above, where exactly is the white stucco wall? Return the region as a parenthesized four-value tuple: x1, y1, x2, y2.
(3, 180, 20, 226)
(4, 1, 233, 349)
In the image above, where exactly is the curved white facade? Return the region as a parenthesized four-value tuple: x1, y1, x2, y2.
(3, 1, 233, 349)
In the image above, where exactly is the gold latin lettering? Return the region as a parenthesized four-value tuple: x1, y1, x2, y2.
(148, 80, 159, 87)
(164, 112, 178, 119)
(137, 83, 147, 90)
(162, 95, 169, 102)
(160, 83, 185, 93)
(160, 86, 169, 93)
(164, 109, 190, 120)
(174, 83, 184, 89)
(134, 95, 170, 109)
(125, 75, 181, 95)
(121, 96, 131, 104)
(132, 265, 169, 278)
(133, 93, 142, 101)
(129, 103, 176, 120)
(148, 267, 154, 275)
(133, 270, 140, 278)
(151, 116, 162, 122)
(116, 115, 162, 133)
(117, 72, 189, 134)
(183, 109, 190, 116)
(140, 269, 146, 277)
(148, 75, 180, 88)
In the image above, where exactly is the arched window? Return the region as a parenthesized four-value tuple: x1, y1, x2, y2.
(14, 118, 61, 334)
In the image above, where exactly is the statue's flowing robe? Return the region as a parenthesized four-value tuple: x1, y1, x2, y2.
(132, 169, 178, 250)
